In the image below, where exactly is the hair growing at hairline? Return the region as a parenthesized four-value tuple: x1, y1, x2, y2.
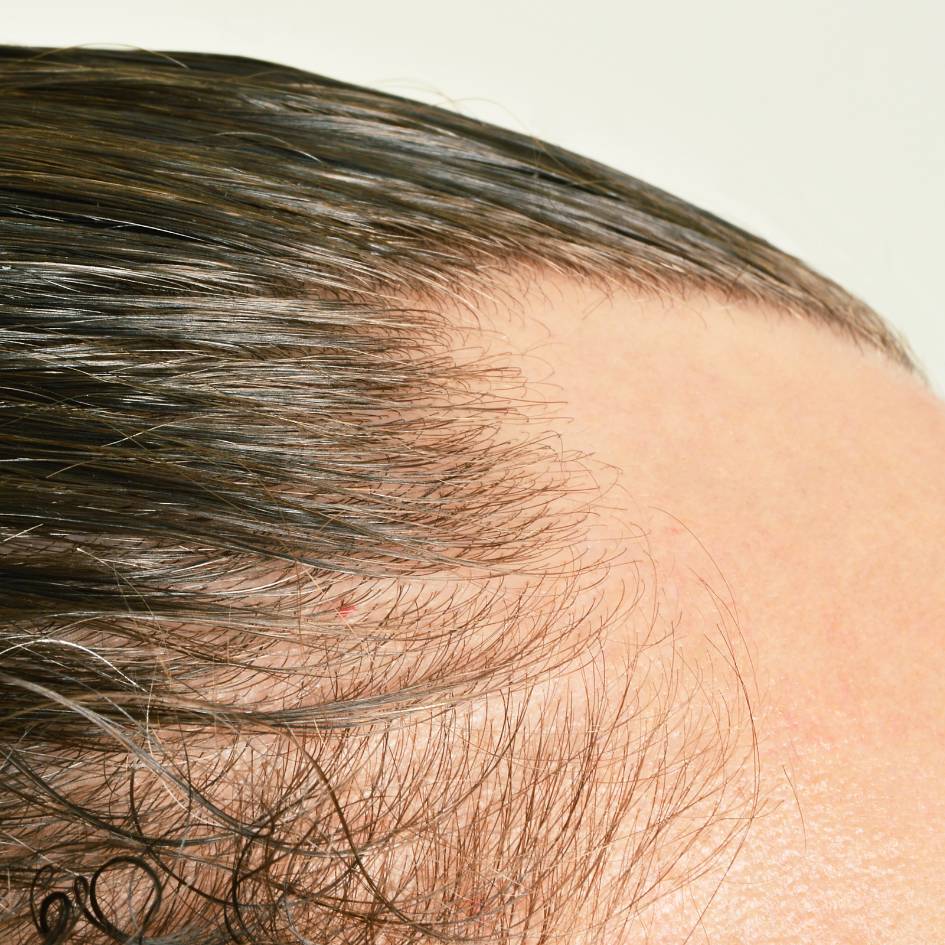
(0, 43, 922, 945)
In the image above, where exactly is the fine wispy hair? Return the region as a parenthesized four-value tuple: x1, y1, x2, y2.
(0, 43, 926, 945)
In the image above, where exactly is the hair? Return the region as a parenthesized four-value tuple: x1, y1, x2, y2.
(0, 43, 927, 945)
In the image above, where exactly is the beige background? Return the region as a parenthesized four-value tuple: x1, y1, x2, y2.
(6, 0, 944, 394)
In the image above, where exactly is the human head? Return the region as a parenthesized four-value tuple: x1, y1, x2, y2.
(0, 44, 933, 945)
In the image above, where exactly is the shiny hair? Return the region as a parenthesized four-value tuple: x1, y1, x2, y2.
(0, 43, 925, 945)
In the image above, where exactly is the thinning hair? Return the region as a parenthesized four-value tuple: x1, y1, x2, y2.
(0, 44, 925, 945)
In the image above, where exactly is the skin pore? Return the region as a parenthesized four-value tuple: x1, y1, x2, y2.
(446, 271, 945, 944)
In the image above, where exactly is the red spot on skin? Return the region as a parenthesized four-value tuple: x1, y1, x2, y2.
(337, 602, 356, 618)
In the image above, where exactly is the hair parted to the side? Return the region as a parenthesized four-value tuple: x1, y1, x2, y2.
(0, 43, 924, 945)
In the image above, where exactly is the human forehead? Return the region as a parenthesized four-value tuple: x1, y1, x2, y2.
(445, 271, 945, 942)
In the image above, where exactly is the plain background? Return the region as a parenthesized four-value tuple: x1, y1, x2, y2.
(5, 0, 944, 395)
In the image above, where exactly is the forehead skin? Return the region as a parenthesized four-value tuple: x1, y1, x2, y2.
(454, 273, 945, 944)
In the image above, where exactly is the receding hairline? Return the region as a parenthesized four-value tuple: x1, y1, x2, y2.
(386, 259, 930, 399)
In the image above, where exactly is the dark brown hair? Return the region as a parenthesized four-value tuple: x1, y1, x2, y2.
(0, 43, 924, 945)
